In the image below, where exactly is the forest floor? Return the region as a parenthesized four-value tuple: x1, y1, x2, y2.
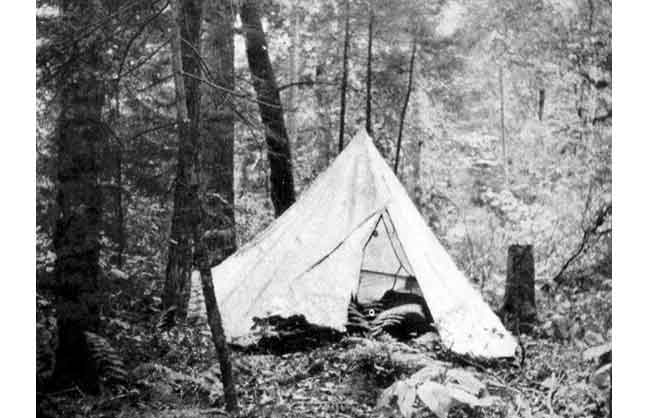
(38, 269, 611, 418)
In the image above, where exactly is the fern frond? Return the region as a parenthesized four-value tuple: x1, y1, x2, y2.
(84, 331, 128, 384)
(187, 271, 207, 324)
(156, 305, 177, 332)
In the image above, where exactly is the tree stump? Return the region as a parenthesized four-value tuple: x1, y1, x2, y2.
(500, 244, 536, 334)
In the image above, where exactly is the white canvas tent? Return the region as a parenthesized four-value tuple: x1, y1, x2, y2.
(210, 130, 517, 358)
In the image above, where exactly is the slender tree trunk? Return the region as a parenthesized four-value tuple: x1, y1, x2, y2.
(51, 0, 105, 393)
(192, 179, 239, 413)
(110, 80, 126, 269)
(338, 0, 351, 152)
(538, 88, 545, 121)
(163, 0, 204, 318)
(500, 245, 536, 334)
(498, 65, 508, 188)
(365, 8, 374, 136)
(175, 1, 238, 411)
(412, 139, 422, 207)
(241, 0, 296, 216)
(115, 149, 125, 268)
(315, 62, 333, 172)
(202, 0, 236, 263)
(192, 265, 239, 412)
(394, 36, 417, 174)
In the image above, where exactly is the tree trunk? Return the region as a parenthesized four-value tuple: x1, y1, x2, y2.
(315, 62, 333, 173)
(394, 35, 417, 174)
(109, 79, 126, 269)
(168, 1, 239, 411)
(201, 0, 237, 264)
(338, 0, 351, 153)
(412, 139, 423, 207)
(500, 244, 536, 334)
(498, 65, 508, 188)
(163, 0, 204, 318)
(365, 8, 374, 136)
(194, 267, 239, 412)
(51, 0, 105, 393)
(115, 141, 125, 269)
(241, 0, 296, 216)
(538, 88, 545, 121)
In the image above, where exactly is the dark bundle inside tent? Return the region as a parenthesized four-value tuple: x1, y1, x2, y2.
(241, 287, 437, 354)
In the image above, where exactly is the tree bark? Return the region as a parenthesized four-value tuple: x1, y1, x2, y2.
(51, 0, 105, 393)
(241, 0, 296, 216)
(108, 78, 126, 269)
(201, 0, 237, 264)
(194, 267, 239, 412)
(365, 8, 374, 136)
(338, 0, 351, 152)
(163, 0, 204, 318)
(315, 62, 333, 173)
(412, 139, 423, 207)
(500, 245, 536, 334)
(394, 35, 417, 174)
(166, 1, 240, 411)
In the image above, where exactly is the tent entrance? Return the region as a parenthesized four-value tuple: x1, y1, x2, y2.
(356, 210, 422, 304)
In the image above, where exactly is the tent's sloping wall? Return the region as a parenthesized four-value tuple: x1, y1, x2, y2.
(211, 129, 517, 358)
(362, 131, 517, 358)
(285, 214, 380, 331)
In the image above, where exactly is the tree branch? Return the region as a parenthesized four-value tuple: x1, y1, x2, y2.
(182, 71, 280, 108)
(553, 203, 612, 285)
(277, 80, 338, 92)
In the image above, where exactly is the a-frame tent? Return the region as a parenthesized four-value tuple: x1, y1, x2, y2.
(210, 130, 517, 358)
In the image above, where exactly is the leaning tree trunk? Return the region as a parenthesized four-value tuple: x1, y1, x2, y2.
(500, 244, 536, 334)
(192, 264, 239, 412)
(167, 1, 239, 411)
(394, 35, 417, 174)
(197, 2, 240, 399)
(202, 0, 237, 263)
(163, 0, 204, 318)
(241, 0, 296, 216)
(51, 0, 105, 393)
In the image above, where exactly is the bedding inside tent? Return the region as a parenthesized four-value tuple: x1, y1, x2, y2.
(355, 209, 431, 322)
